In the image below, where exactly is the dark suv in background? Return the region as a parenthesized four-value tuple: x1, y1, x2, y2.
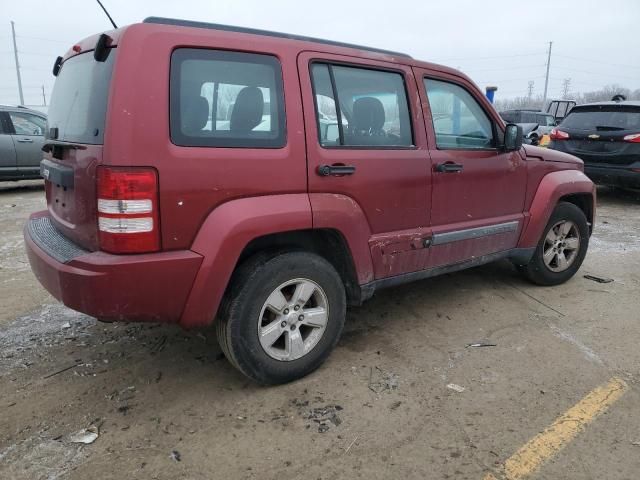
(549, 101, 640, 189)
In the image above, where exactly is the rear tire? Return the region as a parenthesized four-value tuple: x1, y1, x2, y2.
(216, 251, 346, 385)
(520, 202, 589, 286)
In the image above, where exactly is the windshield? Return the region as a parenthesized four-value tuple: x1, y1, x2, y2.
(561, 107, 640, 131)
(47, 50, 116, 144)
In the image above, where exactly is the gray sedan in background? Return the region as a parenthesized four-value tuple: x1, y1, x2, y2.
(0, 105, 46, 181)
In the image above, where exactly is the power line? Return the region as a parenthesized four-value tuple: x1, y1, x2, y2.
(434, 51, 546, 62)
(552, 65, 639, 82)
(15, 34, 70, 44)
(462, 64, 546, 73)
(554, 54, 640, 70)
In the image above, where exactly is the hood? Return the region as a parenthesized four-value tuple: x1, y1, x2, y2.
(523, 144, 583, 166)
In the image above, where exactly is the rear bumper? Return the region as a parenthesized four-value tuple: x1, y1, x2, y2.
(24, 212, 203, 323)
(584, 164, 640, 189)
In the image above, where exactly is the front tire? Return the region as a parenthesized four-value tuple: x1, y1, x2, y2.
(520, 202, 589, 286)
(216, 251, 346, 385)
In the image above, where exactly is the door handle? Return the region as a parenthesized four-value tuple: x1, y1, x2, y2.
(435, 162, 463, 173)
(17, 138, 34, 143)
(317, 164, 356, 177)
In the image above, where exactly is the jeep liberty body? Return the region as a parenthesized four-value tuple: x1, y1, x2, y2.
(25, 18, 595, 384)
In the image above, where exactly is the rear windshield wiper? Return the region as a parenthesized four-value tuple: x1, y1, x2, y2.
(42, 140, 87, 152)
(595, 125, 625, 131)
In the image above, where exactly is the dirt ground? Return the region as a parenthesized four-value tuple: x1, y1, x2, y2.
(1, 180, 639, 480)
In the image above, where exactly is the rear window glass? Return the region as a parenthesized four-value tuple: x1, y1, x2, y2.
(561, 107, 640, 131)
(47, 50, 116, 144)
(170, 49, 286, 148)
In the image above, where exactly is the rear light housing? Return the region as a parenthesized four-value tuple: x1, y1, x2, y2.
(623, 133, 640, 143)
(97, 167, 160, 253)
(550, 128, 570, 140)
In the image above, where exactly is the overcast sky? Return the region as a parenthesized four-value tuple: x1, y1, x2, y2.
(1, 0, 639, 108)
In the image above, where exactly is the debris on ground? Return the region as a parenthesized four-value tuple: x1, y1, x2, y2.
(368, 366, 399, 394)
(446, 383, 466, 393)
(632, 441, 640, 447)
(302, 405, 343, 433)
(43, 362, 81, 379)
(466, 341, 497, 348)
(584, 274, 614, 284)
(68, 426, 99, 444)
(61, 322, 71, 329)
(170, 450, 181, 462)
(389, 401, 402, 410)
(344, 435, 359, 454)
(150, 335, 167, 354)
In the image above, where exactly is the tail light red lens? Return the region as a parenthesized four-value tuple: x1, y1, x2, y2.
(623, 133, 640, 143)
(97, 167, 160, 253)
(550, 128, 570, 140)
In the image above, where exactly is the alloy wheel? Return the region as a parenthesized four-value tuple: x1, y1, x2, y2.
(257, 278, 329, 361)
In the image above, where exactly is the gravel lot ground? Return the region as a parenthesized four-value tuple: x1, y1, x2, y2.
(1, 180, 639, 480)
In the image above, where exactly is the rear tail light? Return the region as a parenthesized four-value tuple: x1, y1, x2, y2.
(550, 128, 570, 140)
(623, 133, 640, 143)
(97, 167, 160, 253)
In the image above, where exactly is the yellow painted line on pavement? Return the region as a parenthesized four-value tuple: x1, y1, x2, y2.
(483, 376, 628, 480)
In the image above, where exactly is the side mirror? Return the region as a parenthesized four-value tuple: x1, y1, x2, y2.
(504, 123, 523, 151)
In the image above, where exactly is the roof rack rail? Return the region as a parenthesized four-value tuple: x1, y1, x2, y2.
(143, 16, 412, 59)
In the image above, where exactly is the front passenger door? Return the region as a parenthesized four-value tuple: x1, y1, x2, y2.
(0, 113, 17, 177)
(415, 70, 527, 268)
(7, 111, 46, 177)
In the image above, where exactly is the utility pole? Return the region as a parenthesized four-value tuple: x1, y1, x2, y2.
(527, 81, 535, 101)
(41, 85, 47, 106)
(10, 21, 25, 106)
(542, 41, 553, 107)
(561, 78, 571, 99)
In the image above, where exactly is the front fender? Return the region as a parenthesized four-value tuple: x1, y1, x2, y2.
(518, 170, 595, 248)
(179, 194, 312, 328)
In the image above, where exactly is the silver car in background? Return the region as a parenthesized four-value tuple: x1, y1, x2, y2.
(0, 105, 47, 181)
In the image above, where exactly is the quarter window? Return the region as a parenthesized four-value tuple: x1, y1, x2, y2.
(170, 49, 286, 148)
(424, 79, 494, 149)
(311, 63, 413, 147)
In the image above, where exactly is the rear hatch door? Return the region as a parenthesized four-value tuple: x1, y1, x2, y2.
(44, 48, 116, 250)
(559, 105, 640, 166)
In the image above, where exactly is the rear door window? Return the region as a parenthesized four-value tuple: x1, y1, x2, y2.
(424, 79, 494, 149)
(170, 49, 286, 148)
(310, 63, 413, 147)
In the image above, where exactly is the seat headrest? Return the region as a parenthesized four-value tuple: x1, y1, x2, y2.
(182, 95, 209, 134)
(230, 87, 264, 133)
(352, 97, 385, 133)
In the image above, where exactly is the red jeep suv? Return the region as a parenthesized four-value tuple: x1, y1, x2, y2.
(25, 17, 595, 384)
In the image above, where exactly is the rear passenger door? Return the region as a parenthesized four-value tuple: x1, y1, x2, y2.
(298, 52, 432, 279)
(414, 69, 527, 268)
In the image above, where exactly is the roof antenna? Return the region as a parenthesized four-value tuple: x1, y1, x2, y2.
(96, 0, 118, 29)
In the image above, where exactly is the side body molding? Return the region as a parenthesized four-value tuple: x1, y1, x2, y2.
(179, 194, 312, 328)
(518, 169, 595, 248)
